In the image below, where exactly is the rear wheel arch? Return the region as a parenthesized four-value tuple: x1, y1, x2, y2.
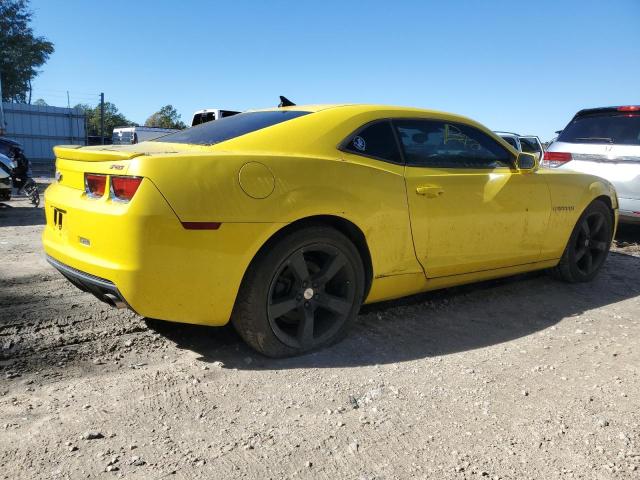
(594, 194, 615, 223)
(247, 215, 373, 299)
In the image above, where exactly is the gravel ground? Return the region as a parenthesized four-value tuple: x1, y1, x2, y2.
(1, 191, 640, 480)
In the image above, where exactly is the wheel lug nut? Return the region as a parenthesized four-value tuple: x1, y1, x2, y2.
(304, 301, 310, 308)
(296, 294, 302, 301)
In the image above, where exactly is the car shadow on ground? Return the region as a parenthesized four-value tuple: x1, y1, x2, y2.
(147, 249, 640, 370)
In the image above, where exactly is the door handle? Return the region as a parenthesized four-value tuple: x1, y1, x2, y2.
(416, 185, 444, 198)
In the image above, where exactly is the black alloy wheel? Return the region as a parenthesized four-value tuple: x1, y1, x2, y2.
(231, 226, 365, 357)
(572, 210, 609, 276)
(267, 244, 356, 349)
(552, 199, 613, 283)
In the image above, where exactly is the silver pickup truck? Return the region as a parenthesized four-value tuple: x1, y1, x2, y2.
(494, 131, 545, 162)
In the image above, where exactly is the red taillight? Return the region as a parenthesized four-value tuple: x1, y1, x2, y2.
(111, 176, 142, 201)
(85, 174, 107, 197)
(617, 106, 640, 112)
(543, 151, 572, 168)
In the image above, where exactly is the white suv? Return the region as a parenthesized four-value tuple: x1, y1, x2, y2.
(545, 106, 640, 223)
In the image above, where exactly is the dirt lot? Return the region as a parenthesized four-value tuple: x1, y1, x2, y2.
(1, 194, 640, 480)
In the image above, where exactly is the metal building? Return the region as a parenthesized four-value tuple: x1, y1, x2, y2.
(1, 102, 86, 175)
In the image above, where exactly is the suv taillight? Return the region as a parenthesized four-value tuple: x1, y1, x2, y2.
(543, 151, 572, 168)
(85, 174, 107, 197)
(110, 176, 142, 202)
(617, 106, 640, 112)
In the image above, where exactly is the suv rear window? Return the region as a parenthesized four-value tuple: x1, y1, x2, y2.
(558, 113, 640, 145)
(155, 110, 310, 145)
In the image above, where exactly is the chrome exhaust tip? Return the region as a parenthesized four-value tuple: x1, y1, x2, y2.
(104, 293, 127, 309)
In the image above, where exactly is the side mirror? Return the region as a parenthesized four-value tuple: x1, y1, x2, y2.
(515, 152, 538, 172)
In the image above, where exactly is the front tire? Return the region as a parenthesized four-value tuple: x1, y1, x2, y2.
(552, 199, 613, 283)
(231, 226, 365, 357)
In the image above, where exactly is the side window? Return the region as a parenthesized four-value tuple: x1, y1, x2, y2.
(342, 121, 402, 164)
(394, 120, 512, 169)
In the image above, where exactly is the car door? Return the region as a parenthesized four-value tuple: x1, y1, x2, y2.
(398, 119, 551, 278)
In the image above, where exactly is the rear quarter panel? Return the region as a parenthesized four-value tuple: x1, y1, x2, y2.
(131, 151, 422, 281)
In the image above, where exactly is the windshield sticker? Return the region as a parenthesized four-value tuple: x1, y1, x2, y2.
(353, 136, 366, 151)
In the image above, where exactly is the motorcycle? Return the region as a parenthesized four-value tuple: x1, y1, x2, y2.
(17, 177, 40, 207)
(0, 149, 40, 207)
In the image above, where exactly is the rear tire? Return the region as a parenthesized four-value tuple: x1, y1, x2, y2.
(551, 199, 613, 283)
(231, 226, 365, 357)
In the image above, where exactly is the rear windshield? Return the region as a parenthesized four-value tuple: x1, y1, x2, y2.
(558, 113, 640, 145)
(112, 131, 133, 145)
(155, 110, 310, 145)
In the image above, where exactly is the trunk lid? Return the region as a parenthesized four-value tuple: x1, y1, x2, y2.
(53, 142, 211, 190)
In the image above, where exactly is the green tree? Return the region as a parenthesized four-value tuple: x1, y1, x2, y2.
(144, 105, 186, 129)
(75, 102, 134, 138)
(0, 0, 55, 102)
(33, 98, 47, 106)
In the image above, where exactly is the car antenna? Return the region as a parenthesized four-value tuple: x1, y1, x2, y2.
(278, 96, 296, 108)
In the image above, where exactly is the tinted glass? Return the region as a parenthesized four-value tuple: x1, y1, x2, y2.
(112, 132, 133, 145)
(395, 120, 511, 168)
(156, 110, 310, 145)
(519, 137, 540, 153)
(558, 113, 640, 145)
(343, 121, 401, 163)
(501, 136, 518, 149)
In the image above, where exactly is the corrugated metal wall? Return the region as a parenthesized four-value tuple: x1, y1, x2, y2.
(2, 102, 86, 175)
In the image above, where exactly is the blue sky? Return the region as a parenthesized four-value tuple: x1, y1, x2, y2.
(29, 0, 640, 141)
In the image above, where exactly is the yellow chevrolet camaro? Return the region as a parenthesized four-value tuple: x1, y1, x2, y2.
(43, 104, 618, 357)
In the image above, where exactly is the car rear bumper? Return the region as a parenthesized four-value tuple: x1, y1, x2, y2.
(619, 210, 640, 223)
(42, 181, 284, 326)
(47, 255, 133, 310)
(617, 196, 640, 223)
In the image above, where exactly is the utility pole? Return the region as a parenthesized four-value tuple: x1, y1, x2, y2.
(99, 92, 105, 145)
(0, 71, 6, 136)
(67, 91, 73, 144)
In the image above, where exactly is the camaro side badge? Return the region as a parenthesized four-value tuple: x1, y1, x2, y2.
(353, 136, 366, 151)
(110, 164, 125, 170)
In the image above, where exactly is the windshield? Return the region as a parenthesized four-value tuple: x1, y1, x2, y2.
(156, 110, 310, 145)
(519, 137, 540, 153)
(558, 113, 640, 145)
